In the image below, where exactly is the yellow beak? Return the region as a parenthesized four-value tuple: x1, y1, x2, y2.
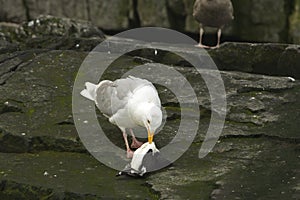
(147, 128, 154, 144)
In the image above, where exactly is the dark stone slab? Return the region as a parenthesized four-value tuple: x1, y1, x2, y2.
(0, 30, 299, 199)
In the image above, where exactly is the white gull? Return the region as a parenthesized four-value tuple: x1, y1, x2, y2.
(80, 76, 163, 158)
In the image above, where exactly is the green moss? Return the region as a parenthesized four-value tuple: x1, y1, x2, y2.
(27, 108, 35, 117)
(173, 180, 216, 199)
(225, 120, 258, 128)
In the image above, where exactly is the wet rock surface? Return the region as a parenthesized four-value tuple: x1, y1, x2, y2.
(0, 17, 299, 199)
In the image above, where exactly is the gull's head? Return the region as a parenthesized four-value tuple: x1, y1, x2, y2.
(142, 103, 162, 144)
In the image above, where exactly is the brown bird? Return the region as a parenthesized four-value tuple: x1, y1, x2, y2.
(193, 0, 234, 48)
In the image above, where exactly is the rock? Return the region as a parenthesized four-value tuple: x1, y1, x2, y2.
(19, 15, 104, 39)
(0, 0, 135, 32)
(183, 0, 199, 33)
(0, 15, 105, 51)
(277, 45, 300, 77)
(0, 128, 29, 153)
(231, 0, 288, 42)
(167, 0, 186, 16)
(0, 50, 86, 153)
(210, 139, 300, 200)
(1, 40, 296, 149)
(25, 0, 89, 21)
(210, 42, 300, 79)
(0, 100, 23, 114)
(28, 0, 135, 31)
(89, 0, 134, 30)
(0, 22, 21, 42)
(0, 26, 299, 199)
(289, 0, 300, 44)
(0, 39, 18, 54)
(0, 152, 155, 199)
(0, 0, 27, 23)
(137, 0, 170, 27)
(146, 138, 299, 199)
(0, 138, 298, 199)
(0, 0, 299, 43)
(94, 37, 300, 79)
(166, 0, 187, 31)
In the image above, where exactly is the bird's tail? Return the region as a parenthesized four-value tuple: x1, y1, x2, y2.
(80, 82, 97, 101)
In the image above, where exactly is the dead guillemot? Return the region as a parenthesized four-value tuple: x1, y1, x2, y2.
(117, 142, 171, 177)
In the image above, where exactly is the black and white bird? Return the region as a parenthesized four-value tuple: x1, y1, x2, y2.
(193, 0, 234, 48)
(117, 142, 170, 177)
(80, 76, 163, 158)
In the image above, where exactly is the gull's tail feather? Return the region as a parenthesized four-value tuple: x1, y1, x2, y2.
(80, 82, 97, 101)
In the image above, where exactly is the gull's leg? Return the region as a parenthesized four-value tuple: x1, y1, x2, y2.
(199, 27, 204, 45)
(122, 130, 134, 158)
(129, 129, 143, 149)
(217, 28, 222, 47)
(212, 28, 222, 49)
(195, 27, 209, 48)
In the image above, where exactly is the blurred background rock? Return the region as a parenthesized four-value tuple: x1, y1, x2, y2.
(0, 0, 300, 44)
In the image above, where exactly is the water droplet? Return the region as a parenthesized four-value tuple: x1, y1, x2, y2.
(287, 77, 295, 82)
(154, 49, 158, 55)
(21, 133, 26, 136)
(28, 21, 34, 27)
(43, 171, 49, 176)
(75, 44, 80, 48)
(83, 120, 88, 124)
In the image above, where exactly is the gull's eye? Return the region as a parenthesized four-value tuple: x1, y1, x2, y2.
(147, 120, 150, 124)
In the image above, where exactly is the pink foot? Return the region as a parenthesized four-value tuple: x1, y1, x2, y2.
(131, 139, 143, 149)
(126, 149, 134, 159)
(195, 44, 210, 49)
(210, 45, 220, 49)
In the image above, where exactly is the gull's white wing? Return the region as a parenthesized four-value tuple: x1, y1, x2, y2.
(94, 76, 157, 117)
